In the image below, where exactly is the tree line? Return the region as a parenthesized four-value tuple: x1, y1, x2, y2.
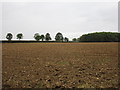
(6, 32, 69, 42)
(5, 32, 120, 42)
(74, 32, 120, 42)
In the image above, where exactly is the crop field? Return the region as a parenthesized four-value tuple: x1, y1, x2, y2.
(2, 43, 119, 88)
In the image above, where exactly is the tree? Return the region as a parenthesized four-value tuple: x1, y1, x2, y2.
(72, 38, 77, 42)
(78, 32, 120, 42)
(34, 33, 41, 41)
(64, 37, 69, 42)
(45, 33, 51, 41)
(41, 34, 45, 41)
(6, 33, 13, 41)
(55, 32, 63, 42)
(17, 33, 23, 40)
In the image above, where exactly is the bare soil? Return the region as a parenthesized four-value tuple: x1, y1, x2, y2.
(2, 43, 119, 88)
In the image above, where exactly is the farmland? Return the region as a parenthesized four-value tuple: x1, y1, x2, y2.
(2, 43, 119, 88)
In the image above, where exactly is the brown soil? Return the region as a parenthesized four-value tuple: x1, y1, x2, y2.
(2, 43, 119, 88)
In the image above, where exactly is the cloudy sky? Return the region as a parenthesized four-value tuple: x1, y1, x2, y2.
(1, 1, 118, 40)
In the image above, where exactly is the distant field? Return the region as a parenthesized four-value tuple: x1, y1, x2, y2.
(2, 43, 119, 88)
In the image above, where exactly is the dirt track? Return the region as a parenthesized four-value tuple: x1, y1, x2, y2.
(2, 43, 119, 88)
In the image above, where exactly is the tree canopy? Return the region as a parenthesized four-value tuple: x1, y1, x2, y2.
(5, 32, 120, 42)
(34, 33, 41, 41)
(41, 34, 45, 41)
(78, 32, 120, 42)
(45, 33, 51, 41)
(64, 37, 69, 42)
(17, 33, 23, 40)
(6, 33, 13, 41)
(55, 32, 63, 42)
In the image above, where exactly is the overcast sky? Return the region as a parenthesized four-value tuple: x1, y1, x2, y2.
(1, 2, 118, 40)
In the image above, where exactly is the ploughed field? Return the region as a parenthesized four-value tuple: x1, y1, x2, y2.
(2, 43, 119, 88)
